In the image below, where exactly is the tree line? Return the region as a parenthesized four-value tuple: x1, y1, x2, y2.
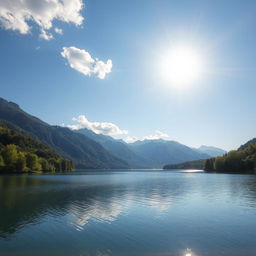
(204, 143, 256, 173)
(0, 125, 73, 173)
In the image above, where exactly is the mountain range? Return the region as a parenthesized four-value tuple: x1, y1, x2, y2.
(195, 145, 226, 157)
(76, 128, 226, 168)
(0, 98, 128, 169)
(0, 97, 226, 169)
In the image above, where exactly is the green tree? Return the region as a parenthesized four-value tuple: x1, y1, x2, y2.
(15, 152, 27, 171)
(39, 158, 50, 172)
(225, 151, 244, 172)
(204, 158, 214, 172)
(214, 156, 225, 172)
(26, 153, 41, 171)
(1, 144, 18, 170)
(0, 154, 4, 167)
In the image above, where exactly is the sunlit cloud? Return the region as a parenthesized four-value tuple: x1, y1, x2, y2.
(0, 0, 84, 40)
(124, 130, 170, 143)
(54, 27, 63, 35)
(39, 29, 53, 41)
(61, 46, 112, 79)
(68, 115, 128, 136)
(143, 130, 169, 140)
(68, 116, 168, 142)
(123, 136, 139, 143)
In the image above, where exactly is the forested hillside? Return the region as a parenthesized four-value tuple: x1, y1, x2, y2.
(0, 124, 73, 173)
(0, 97, 129, 169)
(163, 159, 206, 170)
(205, 140, 256, 173)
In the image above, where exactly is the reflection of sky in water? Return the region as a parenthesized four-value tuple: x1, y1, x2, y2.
(1, 171, 256, 256)
(69, 201, 124, 230)
(69, 188, 173, 231)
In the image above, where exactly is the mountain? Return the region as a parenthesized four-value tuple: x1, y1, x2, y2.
(0, 123, 73, 173)
(0, 98, 128, 169)
(75, 128, 117, 144)
(205, 139, 256, 173)
(196, 145, 226, 157)
(238, 138, 256, 150)
(76, 128, 149, 168)
(129, 139, 211, 168)
(0, 97, 227, 170)
(75, 129, 212, 168)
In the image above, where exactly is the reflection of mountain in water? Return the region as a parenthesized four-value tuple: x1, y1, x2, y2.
(1, 172, 256, 238)
(0, 173, 191, 236)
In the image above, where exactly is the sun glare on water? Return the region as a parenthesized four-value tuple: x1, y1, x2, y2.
(160, 46, 203, 88)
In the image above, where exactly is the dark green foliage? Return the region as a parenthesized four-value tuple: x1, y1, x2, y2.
(1, 144, 18, 169)
(0, 155, 4, 167)
(238, 138, 256, 150)
(15, 152, 26, 171)
(204, 158, 214, 172)
(204, 141, 256, 173)
(0, 125, 73, 173)
(163, 159, 206, 170)
(26, 153, 40, 171)
(0, 98, 128, 169)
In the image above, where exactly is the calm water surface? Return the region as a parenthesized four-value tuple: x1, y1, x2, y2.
(0, 170, 256, 256)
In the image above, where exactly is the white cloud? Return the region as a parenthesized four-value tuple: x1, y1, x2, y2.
(68, 115, 128, 136)
(123, 136, 138, 143)
(0, 0, 83, 39)
(39, 29, 53, 40)
(94, 59, 113, 79)
(54, 27, 63, 35)
(61, 47, 94, 76)
(61, 46, 112, 79)
(124, 130, 170, 143)
(143, 130, 169, 140)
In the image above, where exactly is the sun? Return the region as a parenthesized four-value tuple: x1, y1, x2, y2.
(160, 46, 203, 88)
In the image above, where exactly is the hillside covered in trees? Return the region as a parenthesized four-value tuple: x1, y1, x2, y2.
(204, 139, 256, 173)
(0, 97, 129, 169)
(0, 124, 73, 173)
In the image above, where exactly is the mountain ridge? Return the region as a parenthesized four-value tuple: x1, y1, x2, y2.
(75, 129, 216, 168)
(196, 145, 226, 157)
(0, 97, 228, 170)
(0, 97, 129, 169)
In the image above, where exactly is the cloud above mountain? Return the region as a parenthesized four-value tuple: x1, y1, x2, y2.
(68, 115, 128, 136)
(124, 136, 139, 143)
(61, 46, 112, 79)
(67, 116, 170, 142)
(124, 130, 170, 143)
(0, 0, 84, 40)
(143, 130, 169, 140)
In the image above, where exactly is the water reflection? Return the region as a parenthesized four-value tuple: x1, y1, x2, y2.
(69, 200, 123, 231)
(0, 171, 256, 256)
(0, 172, 192, 236)
(147, 193, 172, 211)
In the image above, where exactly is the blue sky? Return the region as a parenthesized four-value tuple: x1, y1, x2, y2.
(0, 0, 255, 150)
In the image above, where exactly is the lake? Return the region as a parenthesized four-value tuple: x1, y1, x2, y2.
(0, 170, 256, 256)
